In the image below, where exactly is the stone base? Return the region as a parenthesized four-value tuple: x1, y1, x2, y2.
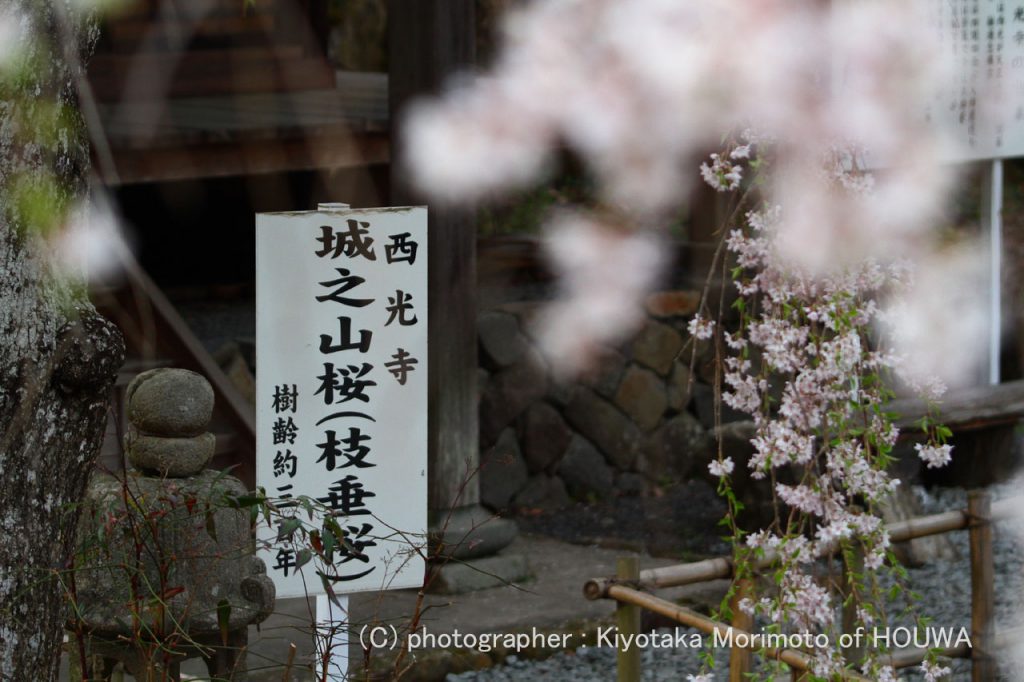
(430, 504, 517, 560)
(428, 552, 531, 594)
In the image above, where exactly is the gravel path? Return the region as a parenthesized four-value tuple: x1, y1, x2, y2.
(450, 483, 1024, 681)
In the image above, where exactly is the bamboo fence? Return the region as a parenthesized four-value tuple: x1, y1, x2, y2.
(584, 491, 1023, 682)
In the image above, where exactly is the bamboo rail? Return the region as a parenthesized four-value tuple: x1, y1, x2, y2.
(584, 491, 1013, 681)
(877, 626, 1024, 669)
(605, 585, 873, 681)
(583, 494, 1022, 599)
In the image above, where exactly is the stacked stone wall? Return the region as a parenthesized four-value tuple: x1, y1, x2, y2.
(477, 290, 735, 513)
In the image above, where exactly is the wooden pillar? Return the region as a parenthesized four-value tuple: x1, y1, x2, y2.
(616, 557, 642, 682)
(968, 490, 994, 682)
(388, 1, 481, 512)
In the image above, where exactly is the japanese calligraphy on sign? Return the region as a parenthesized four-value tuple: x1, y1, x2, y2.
(256, 205, 428, 597)
(925, 0, 1024, 159)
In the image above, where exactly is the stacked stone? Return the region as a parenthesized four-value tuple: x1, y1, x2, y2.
(477, 290, 741, 515)
(124, 368, 216, 477)
(74, 368, 274, 681)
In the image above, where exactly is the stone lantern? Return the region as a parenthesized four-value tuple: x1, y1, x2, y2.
(70, 368, 274, 681)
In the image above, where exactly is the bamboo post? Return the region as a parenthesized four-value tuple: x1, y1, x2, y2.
(729, 578, 753, 682)
(841, 546, 866, 666)
(968, 490, 994, 682)
(616, 556, 642, 682)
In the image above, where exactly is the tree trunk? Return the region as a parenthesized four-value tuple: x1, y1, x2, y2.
(0, 3, 124, 680)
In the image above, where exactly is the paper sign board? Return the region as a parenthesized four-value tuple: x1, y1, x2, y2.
(927, 0, 1024, 160)
(256, 205, 428, 598)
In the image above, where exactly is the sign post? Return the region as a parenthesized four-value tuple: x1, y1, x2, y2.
(982, 159, 1003, 386)
(256, 202, 428, 679)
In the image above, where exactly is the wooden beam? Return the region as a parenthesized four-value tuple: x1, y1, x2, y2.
(888, 378, 1024, 432)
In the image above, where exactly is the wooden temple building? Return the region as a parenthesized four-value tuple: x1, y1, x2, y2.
(89, 0, 392, 485)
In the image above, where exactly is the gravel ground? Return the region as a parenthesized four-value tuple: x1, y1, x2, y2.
(450, 482, 1024, 681)
(515, 479, 730, 560)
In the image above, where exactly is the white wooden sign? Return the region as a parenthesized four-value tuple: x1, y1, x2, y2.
(256, 204, 428, 598)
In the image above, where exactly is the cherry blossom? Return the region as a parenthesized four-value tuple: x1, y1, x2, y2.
(920, 659, 952, 681)
(707, 457, 734, 478)
(915, 443, 953, 470)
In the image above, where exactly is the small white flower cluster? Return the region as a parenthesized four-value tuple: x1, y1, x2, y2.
(915, 442, 953, 469)
(920, 659, 952, 681)
(861, 663, 898, 682)
(707, 457, 734, 478)
(688, 314, 716, 340)
(699, 151, 744, 192)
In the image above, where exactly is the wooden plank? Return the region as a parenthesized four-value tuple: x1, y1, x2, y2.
(89, 46, 305, 76)
(90, 53, 334, 101)
(98, 131, 389, 185)
(105, 14, 277, 47)
(97, 81, 387, 144)
(888, 378, 1024, 432)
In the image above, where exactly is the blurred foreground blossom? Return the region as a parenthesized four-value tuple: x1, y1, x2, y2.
(405, 0, 952, 212)
(534, 212, 665, 375)
(881, 246, 989, 392)
(49, 194, 131, 283)
(403, 0, 973, 373)
(0, 9, 27, 71)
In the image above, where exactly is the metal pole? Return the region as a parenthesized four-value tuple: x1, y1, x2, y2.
(982, 159, 1003, 386)
(316, 594, 349, 682)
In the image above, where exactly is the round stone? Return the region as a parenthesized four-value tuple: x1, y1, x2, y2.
(127, 368, 214, 437)
(126, 431, 216, 477)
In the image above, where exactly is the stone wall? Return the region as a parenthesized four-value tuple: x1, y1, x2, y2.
(477, 290, 729, 514)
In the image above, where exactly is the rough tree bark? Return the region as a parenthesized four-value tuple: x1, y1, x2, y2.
(0, 3, 124, 679)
